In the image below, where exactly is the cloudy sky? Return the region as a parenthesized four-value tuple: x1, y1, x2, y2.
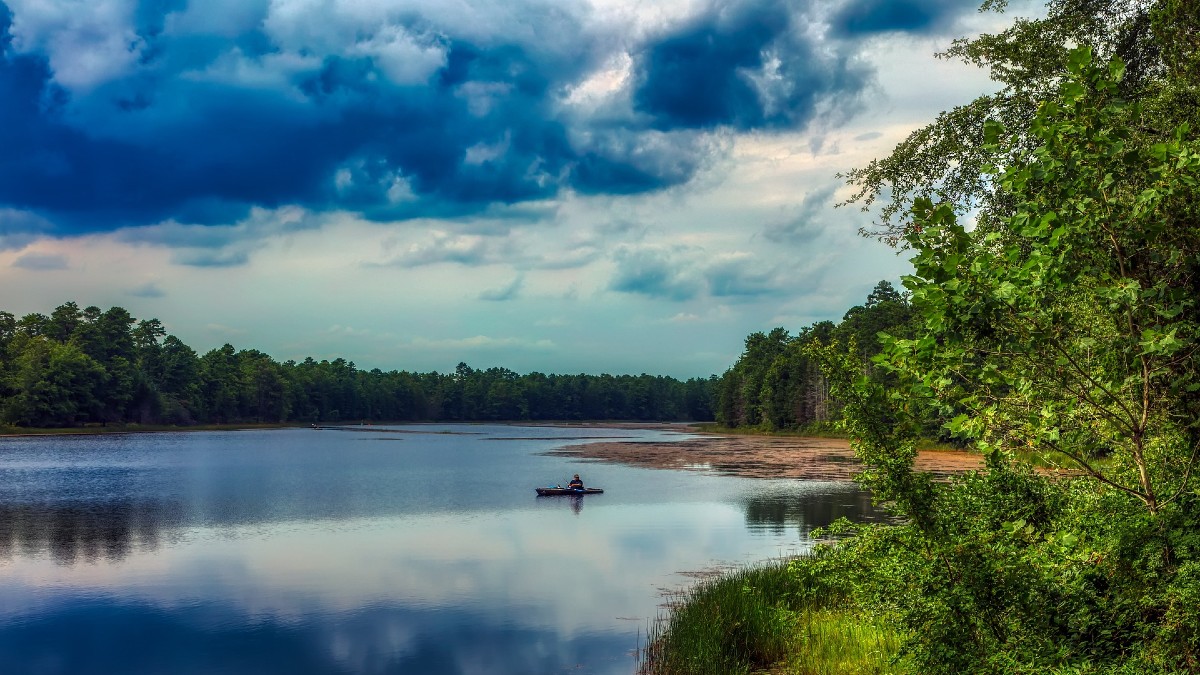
(0, 0, 1031, 378)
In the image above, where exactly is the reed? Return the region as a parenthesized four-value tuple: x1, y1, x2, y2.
(784, 608, 900, 675)
(638, 560, 900, 675)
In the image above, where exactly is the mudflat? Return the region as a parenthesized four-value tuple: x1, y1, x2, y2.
(545, 432, 982, 481)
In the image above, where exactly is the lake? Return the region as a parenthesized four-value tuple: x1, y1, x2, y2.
(0, 424, 877, 674)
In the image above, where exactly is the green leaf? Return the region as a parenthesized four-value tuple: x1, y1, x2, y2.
(1067, 46, 1093, 73)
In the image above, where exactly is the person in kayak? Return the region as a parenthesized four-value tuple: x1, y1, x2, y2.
(567, 474, 584, 489)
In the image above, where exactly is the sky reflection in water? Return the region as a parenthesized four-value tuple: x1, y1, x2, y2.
(0, 426, 878, 674)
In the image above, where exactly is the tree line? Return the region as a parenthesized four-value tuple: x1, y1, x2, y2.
(0, 303, 716, 427)
(714, 279, 919, 434)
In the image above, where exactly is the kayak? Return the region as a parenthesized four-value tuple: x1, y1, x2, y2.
(535, 487, 604, 496)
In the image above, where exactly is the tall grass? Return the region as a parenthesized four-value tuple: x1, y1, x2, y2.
(785, 608, 901, 675)
(638, 560, 900, 675)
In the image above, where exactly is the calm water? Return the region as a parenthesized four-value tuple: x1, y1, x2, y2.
(0, 425, 877, 674)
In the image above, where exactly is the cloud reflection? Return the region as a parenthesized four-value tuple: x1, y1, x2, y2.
(0, 502, 824, 635)
(0, 595, 637, 675)
(0, 429, 878, 673)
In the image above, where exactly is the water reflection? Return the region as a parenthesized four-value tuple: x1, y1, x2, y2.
(0, 499, 182, 565)
(0, 427, 883, 674)
(0, 505, 757, 675)
(742, 487, 882, 536)
(0, 596, 635, 675)
(536, 494, 587, 514)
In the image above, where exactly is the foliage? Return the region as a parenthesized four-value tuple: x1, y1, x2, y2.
(798, 47, 1200, 673)
(715, 281, 917, 433)
(654, 3, 1200, 673)
(1, 335, 105, 426)
(0, 303, 719, 427)
(897, 47, 1200, 514)
(842, 0, 1200, 245)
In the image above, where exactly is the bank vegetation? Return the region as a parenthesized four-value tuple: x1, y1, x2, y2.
(643, 1, 1200, 672)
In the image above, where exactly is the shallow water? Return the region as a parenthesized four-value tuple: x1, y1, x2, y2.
(0, 425, 878, 674)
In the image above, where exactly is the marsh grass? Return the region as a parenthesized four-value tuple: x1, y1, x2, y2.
(638, 561, 900, 675)
(784, 608, 900, 675)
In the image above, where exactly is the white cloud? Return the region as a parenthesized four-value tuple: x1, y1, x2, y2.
(6, 0, 143, 92)
(377, 230, 499, 267)
(348, 23, 447, 86)
(408, 336, 556, 351)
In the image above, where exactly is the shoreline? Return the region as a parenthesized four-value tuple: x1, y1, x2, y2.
(548, 432, 983, 481)
(0, 421, 983, 482)
(0, 419, 702, 438)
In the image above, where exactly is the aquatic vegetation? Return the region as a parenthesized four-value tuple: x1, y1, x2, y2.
(638, 559, 900, 675)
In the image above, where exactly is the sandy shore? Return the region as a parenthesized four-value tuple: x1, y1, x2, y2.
(545, 431, 983, 481)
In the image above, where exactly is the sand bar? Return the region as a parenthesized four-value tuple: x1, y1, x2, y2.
(544, 430, 983, 481)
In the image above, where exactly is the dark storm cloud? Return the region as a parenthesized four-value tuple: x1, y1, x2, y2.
(0, 2, 593, 233)
(828, 0, 975, 37)
(631, 0, 871, 130)
(0, 0, 919, 236)
(571, 129, 717, 195)
(0, 207, 50, 250)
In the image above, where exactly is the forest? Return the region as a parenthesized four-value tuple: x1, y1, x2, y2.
(713, 279, 915, 434)
(645, 0, 1200, 673)
(0, 304, 716, 427)
(0, 277, 912, 432)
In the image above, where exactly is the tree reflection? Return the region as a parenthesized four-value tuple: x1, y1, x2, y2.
(741, 489, 882, 536)
(534, 494, 586, 514)
(0, 499, 183, 565)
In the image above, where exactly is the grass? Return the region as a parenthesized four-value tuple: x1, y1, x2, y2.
(638, 560, 901, 675)
(781, 608, 901, 675)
